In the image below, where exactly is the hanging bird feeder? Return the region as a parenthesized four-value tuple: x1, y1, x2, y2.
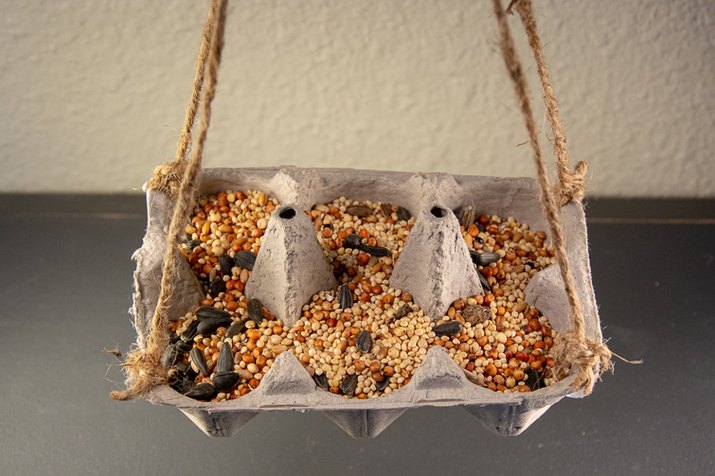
(112, 0, 613, 438)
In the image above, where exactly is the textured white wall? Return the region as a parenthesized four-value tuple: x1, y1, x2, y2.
(1, 0, 713, 196)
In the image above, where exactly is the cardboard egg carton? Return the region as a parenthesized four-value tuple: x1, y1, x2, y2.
(129, 166, 602, 438)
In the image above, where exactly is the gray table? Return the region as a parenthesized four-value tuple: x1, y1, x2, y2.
(1, 195, 713, 475)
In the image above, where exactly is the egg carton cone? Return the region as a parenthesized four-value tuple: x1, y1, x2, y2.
(128, 166, 602, 438)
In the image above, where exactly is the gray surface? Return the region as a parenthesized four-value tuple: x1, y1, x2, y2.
(0, 195, 713, 475)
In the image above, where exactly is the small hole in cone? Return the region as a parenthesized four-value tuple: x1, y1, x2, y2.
(279, 207, 296, 219)
(430, 206, 447, 218)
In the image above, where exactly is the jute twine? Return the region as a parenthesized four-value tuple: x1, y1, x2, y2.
(112, 0, 228, 401)
(112, 0, 616, 401)
(146, 0, 216, 198)
(495, 0, 612, 394)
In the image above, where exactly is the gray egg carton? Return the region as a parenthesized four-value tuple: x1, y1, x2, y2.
(129, 166, 602, 438)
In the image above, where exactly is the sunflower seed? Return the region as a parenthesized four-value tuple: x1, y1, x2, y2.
(196, 306, 231, 320)
(476, 251, 500, 266)
(433, 321, 463, 337)
(234, 250, 257, 270)
(226, 317, 249, 338)
(213, 372, 240, 392)
(462, 304, 491, 326)
(456, 204, 477, 228)
(208, 277, 226, 297)
(342, 233, 361, 249)
(171, 377, 195, 394)
(170, 333, 180, 344)
(312, 373, 329, 391)
(184, 382, 215, 400)
(379, 203, 393, 217)
(216, 341, 234, 374)
(356, 330, 372, 353)
(477, 270, 491, 292)
(396, 206, 412, 222)
(247, 298, 265, 324)
(338, 283, 353, 309)
(181, 319, 200, 342)
(469, 249, 480, 264)
(376, 377, 390, 392)
(526, 368, 544, 390)
(219, 255, 235, 274)
(197, 315, 232, 336)
(340, 374, 358, 396)
(345, 204, 372, 218)
(161, 343, 178, 368)
(190, 347, 210, 376)
(358, 245, 390, 257)
(174, 361, 189, 374)
(175, 339, 193, 353)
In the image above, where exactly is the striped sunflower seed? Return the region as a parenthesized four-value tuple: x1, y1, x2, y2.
(338, 283, 353, 309)
(340, 374, 358, 396)
(356, 330, 372, 353)
(234, 250, 257, 270)
(190, 347, 210, 376)
(247, 298, 265, 324)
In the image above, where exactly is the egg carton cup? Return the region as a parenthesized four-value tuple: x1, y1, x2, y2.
(129, 166, 602, 438)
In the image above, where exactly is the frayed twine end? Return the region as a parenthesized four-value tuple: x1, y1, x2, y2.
(109, 348, 168, 401)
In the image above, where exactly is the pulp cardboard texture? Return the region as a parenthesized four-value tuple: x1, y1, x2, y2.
(130, 167, 602, 438)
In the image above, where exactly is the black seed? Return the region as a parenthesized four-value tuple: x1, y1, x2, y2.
(342, 234, 361, 249)
(312, 373, 329, 391)
(184, 382, 215, 400)
(196, 306, 231, 320)
(469, 249, 480, 264)
(477, 270, 491, 292)
(247, 298, 265, 324)
(526, 368, 544, 390)
(181, 319, 200, 342)
(376, 377, 390, 392)
(433, 321, 463, 337)
(340, 374, 358, 396)
(161, 344, 178, 368)
(186, 239, 201, 249)
(338, 283, 353, 309)
(174, 361, 189, 374)
(476, 236, 484, 244)
(171, 377, 195, 394)
(345, 204, 372, 218)
(226, 317, 249, 338)
(358, 245, 391, 257)
(213, 372, 240, 392)
(356, 330, 372, 353)
(208, 278, 226, 297)
(219, 255, 235, 275)
(190, 347, 210, 376)
(197, 315, 232, 336)
(477, 251, 500, 266)
(184, 366, 198, 381)
(216, 341, 234, 374)
(396, 206, 412, 222)
(170, 333, 180, 344)
(175, 339, 193, 353)
(234, 250, 257, 270)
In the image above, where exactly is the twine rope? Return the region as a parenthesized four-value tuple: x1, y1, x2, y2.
(493, 0, 612, 395)
(146, 0, 216, 198)
(112, 0, 228, 401)
(507, 0, 587, 205)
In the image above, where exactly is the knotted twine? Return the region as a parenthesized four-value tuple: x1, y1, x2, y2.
(495, 0, 612, 394)
(112, 0, 228, 401)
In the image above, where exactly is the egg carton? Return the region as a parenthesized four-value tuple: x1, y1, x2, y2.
(129, 166, 602, 438)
